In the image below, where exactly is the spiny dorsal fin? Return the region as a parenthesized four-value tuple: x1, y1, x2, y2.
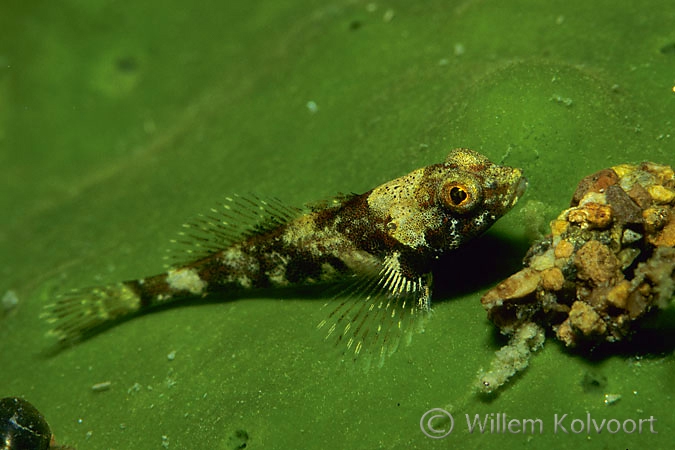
(305, 192, 358, 212)
(164, 194, 302, 268)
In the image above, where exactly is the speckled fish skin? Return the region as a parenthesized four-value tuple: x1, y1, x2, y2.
(43, 148, 526, 347)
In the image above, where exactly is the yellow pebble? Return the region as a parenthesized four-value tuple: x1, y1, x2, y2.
(540, 267, 565, 291)
(647, 185, 675, 204)
(554, 239, 574, 259)
(550, 219, 569, 236)
(606, 280, 631, 310)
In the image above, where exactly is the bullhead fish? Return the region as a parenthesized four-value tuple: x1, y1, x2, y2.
(43, 149, 526, 360)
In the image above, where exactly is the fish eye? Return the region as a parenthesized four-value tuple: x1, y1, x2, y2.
(449, 186, 468, 205)
(440, 179, 481, 212)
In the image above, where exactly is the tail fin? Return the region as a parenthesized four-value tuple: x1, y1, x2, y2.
(41, 282, 142, 344)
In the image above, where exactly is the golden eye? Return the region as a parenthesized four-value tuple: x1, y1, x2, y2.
(441, 179, 481, 211)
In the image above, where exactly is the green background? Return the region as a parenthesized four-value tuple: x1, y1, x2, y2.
(1, 0, 673, 448)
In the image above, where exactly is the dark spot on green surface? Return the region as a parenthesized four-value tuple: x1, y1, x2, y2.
(116, 56, 139, 72)
(580, 370, 607, 392)
(226, 429, 249, 449)
(91, 48, 144, 98)
(660, 42, 675, 54)
(349, 20, 362, 31)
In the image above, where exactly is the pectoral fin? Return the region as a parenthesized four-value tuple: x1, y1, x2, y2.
(317, 252, 432, 367)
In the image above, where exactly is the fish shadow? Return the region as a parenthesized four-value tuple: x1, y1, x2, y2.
(431, 233, 530, 300)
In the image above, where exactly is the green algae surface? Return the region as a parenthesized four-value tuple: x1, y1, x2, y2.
(1, 0, 674, 449)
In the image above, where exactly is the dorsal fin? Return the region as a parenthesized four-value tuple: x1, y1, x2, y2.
(164, 194, 302, 268)
(305, 192, 358, 212)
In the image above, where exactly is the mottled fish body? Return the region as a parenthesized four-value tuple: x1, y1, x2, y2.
(44, 149, 526, 358)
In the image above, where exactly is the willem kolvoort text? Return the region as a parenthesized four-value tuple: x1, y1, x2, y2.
(465, 413, 657, 434)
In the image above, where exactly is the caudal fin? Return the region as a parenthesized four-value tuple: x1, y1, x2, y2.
(41, 282, 142, 344)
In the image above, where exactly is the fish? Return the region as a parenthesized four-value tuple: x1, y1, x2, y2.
(42, 148, 527, 360)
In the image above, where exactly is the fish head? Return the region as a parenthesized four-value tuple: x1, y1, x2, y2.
(368, 148, 526, 254)
(427, 148, 527, 252)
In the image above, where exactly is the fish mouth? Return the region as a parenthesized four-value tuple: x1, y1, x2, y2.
(507, 173, 528, 207)
(515, 175, 528, 199)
